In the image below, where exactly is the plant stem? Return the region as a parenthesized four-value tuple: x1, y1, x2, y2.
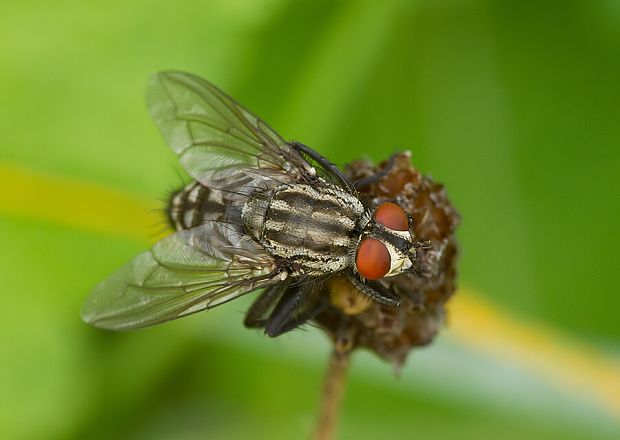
(313, 348, 351, 440)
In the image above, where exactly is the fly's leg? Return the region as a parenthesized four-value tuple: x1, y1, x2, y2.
(264, 286, 310, 337)
(346, 273, 401, 307)
(353, 153, 400, 190)
(290, 141, 354, 191)
(267, 296, 328, 337)
(264, 285, 327, 337)
(244, 283, 287, 329)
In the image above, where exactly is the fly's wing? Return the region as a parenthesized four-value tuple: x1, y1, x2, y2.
(81, 222, 277, 330)
(146, 71, 315, 189)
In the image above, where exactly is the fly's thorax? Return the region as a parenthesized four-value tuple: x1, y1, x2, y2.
(242, 181, 364, 276)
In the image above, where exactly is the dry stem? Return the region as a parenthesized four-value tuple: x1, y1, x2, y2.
(313, 349, 351, 440)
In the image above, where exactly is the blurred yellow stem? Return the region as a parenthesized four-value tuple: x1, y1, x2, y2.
(449, 290, 620, 419)
(0, 162, 166, 241)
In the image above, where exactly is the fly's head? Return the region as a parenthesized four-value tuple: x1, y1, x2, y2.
(354, 201, 428, 281)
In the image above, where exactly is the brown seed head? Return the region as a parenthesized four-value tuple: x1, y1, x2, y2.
(315, 152, 460, 368)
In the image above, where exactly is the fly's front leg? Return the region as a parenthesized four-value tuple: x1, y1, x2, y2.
(353, 153, 400, 190)
(346, 273, 401, 307)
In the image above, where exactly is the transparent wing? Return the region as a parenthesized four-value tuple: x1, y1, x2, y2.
(81, 223, 278, 331)
(146, 71, 314, 187)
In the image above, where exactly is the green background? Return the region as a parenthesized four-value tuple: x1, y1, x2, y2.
(1, 0, 619, 439)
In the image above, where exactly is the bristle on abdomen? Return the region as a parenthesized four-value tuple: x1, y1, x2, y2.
(167, 181, 223, 231)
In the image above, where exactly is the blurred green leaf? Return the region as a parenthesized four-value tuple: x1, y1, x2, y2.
(1, 1, 619, 439)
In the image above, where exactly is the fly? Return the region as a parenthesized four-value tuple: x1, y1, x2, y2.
(81, 71, 430, 333)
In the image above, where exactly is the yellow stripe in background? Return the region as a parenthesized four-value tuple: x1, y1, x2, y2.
(1, 161, 619, 420)
(0, 162, 167, 241)
(449, 291, 620, 419)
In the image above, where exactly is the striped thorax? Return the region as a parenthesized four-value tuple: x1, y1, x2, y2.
(242, 179, 364, 276)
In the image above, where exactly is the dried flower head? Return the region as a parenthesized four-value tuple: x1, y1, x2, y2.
(244, 152, 460, 369)
(314, 152, 460, 368)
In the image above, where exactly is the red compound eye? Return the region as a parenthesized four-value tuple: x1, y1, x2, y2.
(374, 202, 409, 231)
(356, 238, 391, 280)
